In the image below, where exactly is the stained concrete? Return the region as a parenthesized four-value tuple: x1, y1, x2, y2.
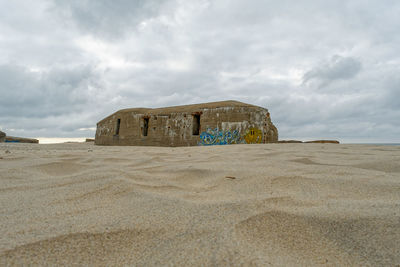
(95, 100, 278, 146)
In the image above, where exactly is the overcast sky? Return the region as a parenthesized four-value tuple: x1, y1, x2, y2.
(1, 0, 399, 143)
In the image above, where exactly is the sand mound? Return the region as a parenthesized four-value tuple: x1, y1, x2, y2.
(235, 210, 399, 266)
(36, 162, 86, 176)
(0, 142, 399, 265)
(354, 160, 400, 173)
(1, 229, 165, 266)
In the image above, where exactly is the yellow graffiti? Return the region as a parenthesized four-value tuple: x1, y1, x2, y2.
(244, 127, 262, 144)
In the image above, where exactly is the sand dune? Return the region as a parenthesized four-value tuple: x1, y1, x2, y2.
(0, 143, 399, 266)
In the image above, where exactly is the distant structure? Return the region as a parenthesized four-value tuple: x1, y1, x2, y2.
(5, 136, 39, 143)
(0, 131, 38, 144)
(95, 100, 278, 146)
(0, 131, 5, 142)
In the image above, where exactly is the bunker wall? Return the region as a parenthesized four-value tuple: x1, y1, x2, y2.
(95, 106, 278, 146)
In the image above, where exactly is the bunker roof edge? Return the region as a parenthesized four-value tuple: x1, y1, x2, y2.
(97, 100, 267, 125)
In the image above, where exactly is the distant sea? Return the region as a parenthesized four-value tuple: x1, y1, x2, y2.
(36, 138, 90, 144)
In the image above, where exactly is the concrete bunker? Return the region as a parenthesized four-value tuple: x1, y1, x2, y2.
(95, 100, 278, 146)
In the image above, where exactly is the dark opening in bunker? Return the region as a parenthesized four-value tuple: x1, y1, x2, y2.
(192, 114, 200, 135)
(143, 117, 149, 136)
(115, 119, 121, 135)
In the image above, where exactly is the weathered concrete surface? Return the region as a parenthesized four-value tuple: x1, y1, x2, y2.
(95, 100, 278, 146)
(5, 136, 39, 144)
(0, 131, 5, 142)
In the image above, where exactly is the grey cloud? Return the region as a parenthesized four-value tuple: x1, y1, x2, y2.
(0, 64, 98, 118)
(1, 112, 98, 138)
(51, 0, 173, 38)
(1, 0, 400, 142)
(382, 74, 400, 109)
(303, 56, 362, 88)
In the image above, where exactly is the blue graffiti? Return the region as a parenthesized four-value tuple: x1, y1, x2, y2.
(198, 128, 242, 146)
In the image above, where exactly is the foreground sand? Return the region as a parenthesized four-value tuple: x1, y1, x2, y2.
(0, 143, 399, 266)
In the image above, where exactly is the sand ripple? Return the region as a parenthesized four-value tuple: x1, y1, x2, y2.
(0, 143, 399, 266)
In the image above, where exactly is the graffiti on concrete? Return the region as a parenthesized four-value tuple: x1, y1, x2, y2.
(198, 127, 264, 146)
(199, 128, 242, 145)
(244, 127, 263, 144)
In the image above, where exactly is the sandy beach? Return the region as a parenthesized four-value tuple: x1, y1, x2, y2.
(0, 142, 399, 266)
